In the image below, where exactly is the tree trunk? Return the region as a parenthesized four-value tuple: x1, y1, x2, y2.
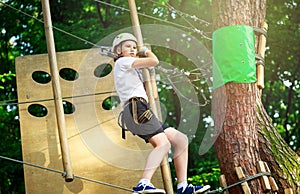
(212, 0, 300, 193)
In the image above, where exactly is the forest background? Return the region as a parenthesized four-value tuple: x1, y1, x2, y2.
(0, 0, 299, 193)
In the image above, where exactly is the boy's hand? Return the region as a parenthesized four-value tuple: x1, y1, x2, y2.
(136, 47, 148, 57)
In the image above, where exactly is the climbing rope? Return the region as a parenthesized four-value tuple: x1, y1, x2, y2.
(0, 155, 133, 193)
(156, 65, 210, 106)
(205, 171, 272, 194)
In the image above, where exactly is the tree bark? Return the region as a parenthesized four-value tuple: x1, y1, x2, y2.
(213, 83, 262, 193)
(212, 0, 300, 193)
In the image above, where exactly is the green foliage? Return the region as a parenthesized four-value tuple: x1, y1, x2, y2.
(0, 105, 24, 193)
(187, 163, 220, 189)
(169, 158, 221, 190)
(0, 73, 15, 89)
(263, 0, 300, 151)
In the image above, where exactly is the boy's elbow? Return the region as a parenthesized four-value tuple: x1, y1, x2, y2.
(151, 55, 159, 66)
(153, 58, 159, 66)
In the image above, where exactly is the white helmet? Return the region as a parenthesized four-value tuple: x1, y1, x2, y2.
(112, 33, 137, 53)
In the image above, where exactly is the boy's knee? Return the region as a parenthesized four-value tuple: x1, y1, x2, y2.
(152, 136, 171, 152)
(158, 140, 171, 152)
(182, 134, 188, 146)
(161, 141, 171, 153)
(177, 132, 188, 147)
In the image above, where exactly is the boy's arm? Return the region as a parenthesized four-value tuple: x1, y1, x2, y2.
(131, 49, 159, 68)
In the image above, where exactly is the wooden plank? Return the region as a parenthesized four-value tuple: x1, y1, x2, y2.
(256, 22, 268, 89)
(219, 175, 230, 194)
(235, 167, 251, 194)
(284, 188, 294, 194)
(263, 162, 278, 191)
(256, 161, 271, 192)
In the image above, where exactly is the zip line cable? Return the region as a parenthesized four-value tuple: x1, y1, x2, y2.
(145, 0, 212, 40)
(0, 91, 116, 106)
(0, 155, 133, 193)
(95, 0, 192, 31)
(94, 0, 211, 40)
(0, 65, 211, 107)
(1, 0, 212, 43)
(147, 0, 211, 26)
(0, 1, 100, 48)
(0, 154, 273, 194)
(0, 67, 211, 107)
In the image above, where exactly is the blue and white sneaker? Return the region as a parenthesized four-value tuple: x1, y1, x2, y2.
(132, 182, 166, 194)
(177, 184, 211, 194)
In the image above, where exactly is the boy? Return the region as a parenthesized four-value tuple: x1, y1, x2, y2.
(113, 33, 210, 194)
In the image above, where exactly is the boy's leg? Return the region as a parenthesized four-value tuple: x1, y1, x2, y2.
(141, 132, 171, 179)
(164, 127, 211, 194)
(132, 133, 170, 193)
(164, 127, 189, 183)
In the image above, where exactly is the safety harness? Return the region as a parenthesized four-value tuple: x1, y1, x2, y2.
(118, 97, 153, 139)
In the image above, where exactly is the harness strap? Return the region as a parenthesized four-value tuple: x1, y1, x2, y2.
(117, 111, 126, 139)
(119, 97, 153, 139)
(130, 97, 152, 124)
(131, 98, 139, 124)
(138, 109, 153, 123)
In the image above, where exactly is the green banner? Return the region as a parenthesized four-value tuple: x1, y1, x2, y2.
(213, 25, 256, 89)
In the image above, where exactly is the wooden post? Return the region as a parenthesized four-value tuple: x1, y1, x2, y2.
(127, 0, 158, 116)
(127, 1, 173, 193)
(219, 175, 230, 194)
(256, 22, 268, 89)
(144, 43, 163, 121)
(41, 0, 73, 181)
(235, 167, 251, 194)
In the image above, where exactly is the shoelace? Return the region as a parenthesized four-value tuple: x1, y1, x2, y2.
(139, 182, 155, 191)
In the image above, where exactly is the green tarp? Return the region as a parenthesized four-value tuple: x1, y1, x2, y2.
(213, 25, 256, 89)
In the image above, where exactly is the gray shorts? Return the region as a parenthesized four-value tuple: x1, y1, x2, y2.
(120, 98, 169, 143)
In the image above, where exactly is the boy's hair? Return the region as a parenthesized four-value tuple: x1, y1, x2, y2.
(112, 33, 137, 61)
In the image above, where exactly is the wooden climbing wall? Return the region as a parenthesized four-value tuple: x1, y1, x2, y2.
(15, 48, 163, 194)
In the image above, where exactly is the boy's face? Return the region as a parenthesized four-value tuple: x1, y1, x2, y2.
(116, 40, 137, 57)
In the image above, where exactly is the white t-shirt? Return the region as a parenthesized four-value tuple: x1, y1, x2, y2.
(114, 57, 149, 106)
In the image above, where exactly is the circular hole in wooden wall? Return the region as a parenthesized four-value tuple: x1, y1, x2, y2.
(28, 104, 48, 117)
(63, 100, 75, 114)
(102, 96, 120, 110)
(94, 63, 112, 78)
(32, 71, 51, 84)
(59, 68, 79, 81)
